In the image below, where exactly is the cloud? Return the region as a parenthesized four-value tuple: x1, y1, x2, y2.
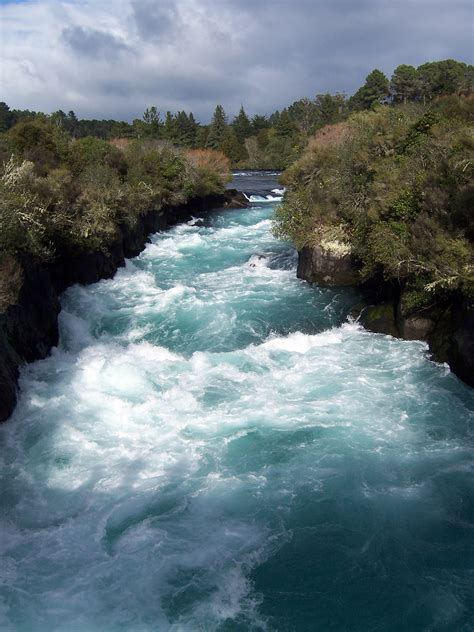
(131, 0, 178, 42)
(62, 25, 131, 59)
(0, 0, 472, 122)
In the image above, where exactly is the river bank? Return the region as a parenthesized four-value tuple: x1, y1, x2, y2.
(0, 189, 248, 422)
(296, 244, 474, 387)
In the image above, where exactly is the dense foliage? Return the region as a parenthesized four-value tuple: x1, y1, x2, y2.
(274, 95, 474, 312)
(0, 127, 231, 264)
(2, 59, 470, 170)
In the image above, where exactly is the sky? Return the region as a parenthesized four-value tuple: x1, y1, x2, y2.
(0, 0, 472, 122)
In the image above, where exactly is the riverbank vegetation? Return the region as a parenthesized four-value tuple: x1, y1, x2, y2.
(0, 131, 231, 264)
(274, 93, 473, 312)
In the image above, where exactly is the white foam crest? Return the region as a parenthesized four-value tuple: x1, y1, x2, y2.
(244, 194, 283, 203)
(261, 328, 344, 353)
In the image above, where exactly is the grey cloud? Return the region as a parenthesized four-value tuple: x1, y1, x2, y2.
(62, 26, 130, 59)
(131, 0, 178, 42)
(2, 0, 472, 121)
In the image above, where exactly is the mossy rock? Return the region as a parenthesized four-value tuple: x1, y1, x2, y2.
(359, 302, 400, 337)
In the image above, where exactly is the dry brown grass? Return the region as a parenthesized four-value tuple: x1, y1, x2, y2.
(0, 255, 23, 313)
(184, 148, 231, 179)
(307, 122, 349, 153)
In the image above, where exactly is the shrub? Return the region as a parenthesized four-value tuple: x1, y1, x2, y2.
(0, 158, 52, 258)
(275, 95, 474, 309)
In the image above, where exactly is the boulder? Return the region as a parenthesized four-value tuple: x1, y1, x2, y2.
(297, 244, 359, 286)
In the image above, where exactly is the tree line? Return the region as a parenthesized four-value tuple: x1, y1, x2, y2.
(0, 59, 471, 170)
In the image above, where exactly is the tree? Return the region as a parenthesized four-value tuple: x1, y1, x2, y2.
(314, 93, 347, 127)
(142, 106, 162, 138)
(186, 112, 199, 148)
(349, 69, 389, 110)
(417, 60, 468, 102)
(7, 119, 68, 175)
(220, 128, 247, 163)
(390, 65, 420, 102)
(288, 98, 319, 137)
(232, 105, 252, 144)
(251, 114, 270, 134)
(275, 108, 296, 138)
(50, 110, 68, 129)
(173, 111, 199, 147)
(0, 102, 14, 133)
(66, 110, 79, 137)
(206, 105, 228, 149)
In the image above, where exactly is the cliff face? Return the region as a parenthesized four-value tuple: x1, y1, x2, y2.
(0, 191, 247, 422)
(298, 245, 474, 388)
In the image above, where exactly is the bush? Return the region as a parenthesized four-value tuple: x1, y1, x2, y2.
(0, 125, 233, 263)
(0, 158, 53, 258)
(275, 95, 474, 310)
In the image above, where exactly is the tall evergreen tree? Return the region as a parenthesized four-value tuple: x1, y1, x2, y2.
(251, 114, 270, 133)
(66, 110, 79, 137)
(50, 110, 68, 129)
(349, 69, 389, 110)
(186, 112, 199, 147)
(232, 105, 252, 144)
(206, 105, 228, 149)
(314, 93, 347, 126)
(417, 60, 468, 101)
(275, 108, 295, 137)
(220, 127, 247, 163)
(0, 102, 14, 133)
(163, 111, 176, 141)
(174, 111, 189, 145)
(142, 106, 162, 138)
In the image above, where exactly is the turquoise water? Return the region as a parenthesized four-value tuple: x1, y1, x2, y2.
(0, 173, 473, 631)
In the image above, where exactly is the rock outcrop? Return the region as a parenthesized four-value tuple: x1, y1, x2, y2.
(299, 245, 474, 388)
(297, 244, 359, 286)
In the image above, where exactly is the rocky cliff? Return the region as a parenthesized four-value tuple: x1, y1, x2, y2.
(298, 244, 474, 388)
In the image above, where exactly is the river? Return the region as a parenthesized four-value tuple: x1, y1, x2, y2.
(0, 172, 473, 631)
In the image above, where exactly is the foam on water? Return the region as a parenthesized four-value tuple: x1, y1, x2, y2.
(0, 175, 473, 632)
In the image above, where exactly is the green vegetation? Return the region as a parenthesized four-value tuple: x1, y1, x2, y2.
(274, 92, 473, 313)
(0, 122, 231, 269)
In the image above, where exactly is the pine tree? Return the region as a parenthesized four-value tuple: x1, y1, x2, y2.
(0, 102, 14, 133)
(349, 69, 389, 110)
(390, 65, 420, 102)
(220, 128, 247, 163)
(50, 110, 68, 130)
(207, 105, 228, 149)
(66, 110, 79, 137)
(232, 105, 252, 144)
(142, 106, 162, 138)
(275, 108, 295, 138)
(163, 111, 176, 141)
(186, 112, 199, 148)
(174, 111, 189, 145)
(251, 114, 270, 134)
